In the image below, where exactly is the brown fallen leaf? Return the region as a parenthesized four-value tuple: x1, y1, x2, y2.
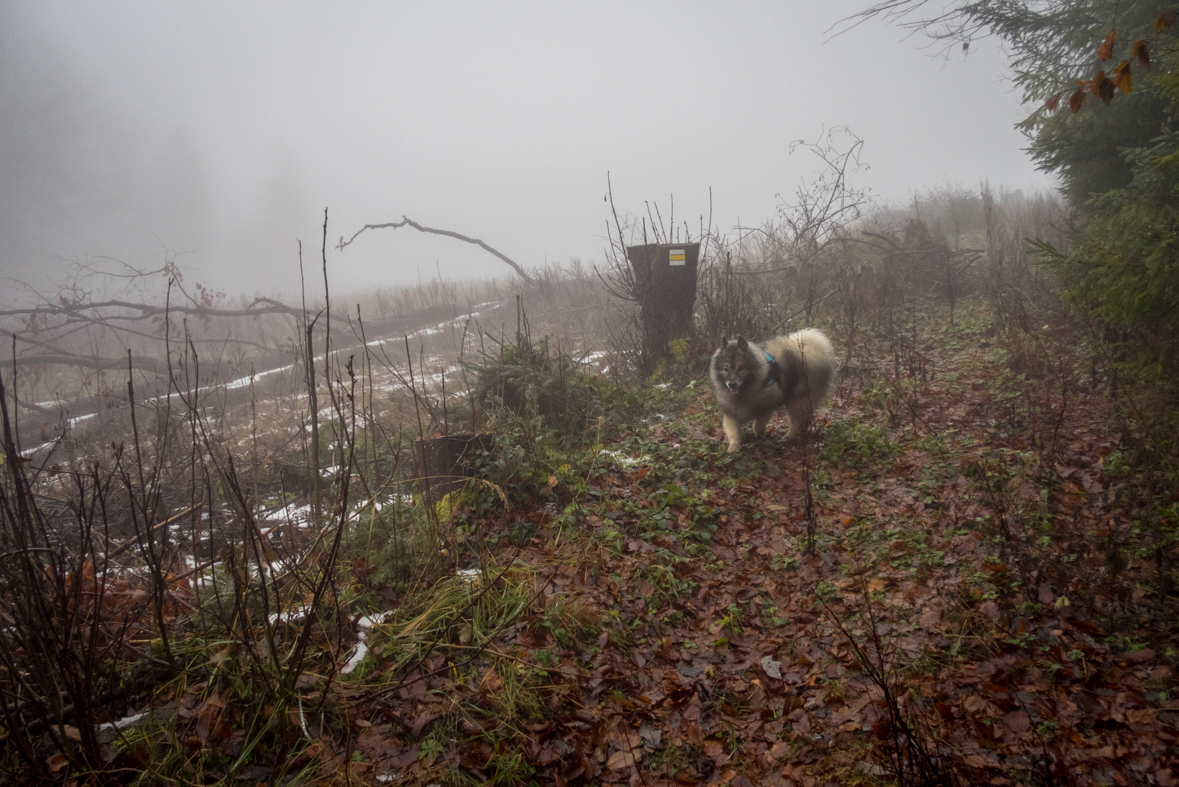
(47, 753, 69, 774)
(606, 749, 635, 770)
(1038, 583, 1054, 604)
(1000, 710, 1030, 736)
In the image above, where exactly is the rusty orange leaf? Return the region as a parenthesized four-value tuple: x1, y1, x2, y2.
(1096, 73, 1116, 104)
(1131, 39, 1151, 69)
(1112, 61, 1133, 94)
(1155, 9, 1175, 39)
(1097, 29, 1117, 61)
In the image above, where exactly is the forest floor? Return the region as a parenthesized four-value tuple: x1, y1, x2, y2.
(25, 298, 1177, 787)
(312, 302, 1179, 786)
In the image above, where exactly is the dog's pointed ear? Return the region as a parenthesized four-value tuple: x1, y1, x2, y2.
(735, 336, 748, 348)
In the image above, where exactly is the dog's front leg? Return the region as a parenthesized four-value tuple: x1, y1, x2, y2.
(723, 415, 743, 453)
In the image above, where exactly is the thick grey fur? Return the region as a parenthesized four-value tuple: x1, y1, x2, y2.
(708, 328, 835, 453)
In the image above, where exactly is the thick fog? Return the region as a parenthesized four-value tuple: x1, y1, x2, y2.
(1, 1, 1054, 300)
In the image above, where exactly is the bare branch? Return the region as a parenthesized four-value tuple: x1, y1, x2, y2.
(831, 0, 1114, 103)
(0, 353, 166, 374)
(771, 126, 873, 266)
(337, 216, 534, 282)
(0, 298, 300, 322)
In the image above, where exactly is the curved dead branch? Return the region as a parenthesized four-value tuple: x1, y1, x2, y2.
(337, 216, 533, 282)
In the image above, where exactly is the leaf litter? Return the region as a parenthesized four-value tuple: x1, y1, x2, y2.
(56, 309, 1176, 786)
(327, 313, 1177, 787)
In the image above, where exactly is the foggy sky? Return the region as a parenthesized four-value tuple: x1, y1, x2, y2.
(2, 1, 1055, 300)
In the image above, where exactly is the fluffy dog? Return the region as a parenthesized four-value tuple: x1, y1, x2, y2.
(709, 328, 835, 452)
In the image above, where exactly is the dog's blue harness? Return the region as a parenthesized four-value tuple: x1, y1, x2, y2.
(764, 351, 782, 388)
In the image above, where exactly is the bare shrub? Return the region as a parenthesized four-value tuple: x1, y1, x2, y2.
(695, 247, 765, 347)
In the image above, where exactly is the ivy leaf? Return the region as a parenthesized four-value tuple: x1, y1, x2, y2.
(1097, 29, 1117, 62)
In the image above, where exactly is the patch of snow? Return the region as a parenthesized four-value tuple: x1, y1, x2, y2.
(97, 712, 147, 734)
(598, 450, 642, 467)
(268, 605, 311, 627)
(340, 610, 395, 675)
(269, 502, 311, 527)
(224, 364, 291, 391)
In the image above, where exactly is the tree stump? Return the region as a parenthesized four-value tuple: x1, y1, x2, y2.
(415, 433, 493, 497)
(626, 243, 700, 374)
